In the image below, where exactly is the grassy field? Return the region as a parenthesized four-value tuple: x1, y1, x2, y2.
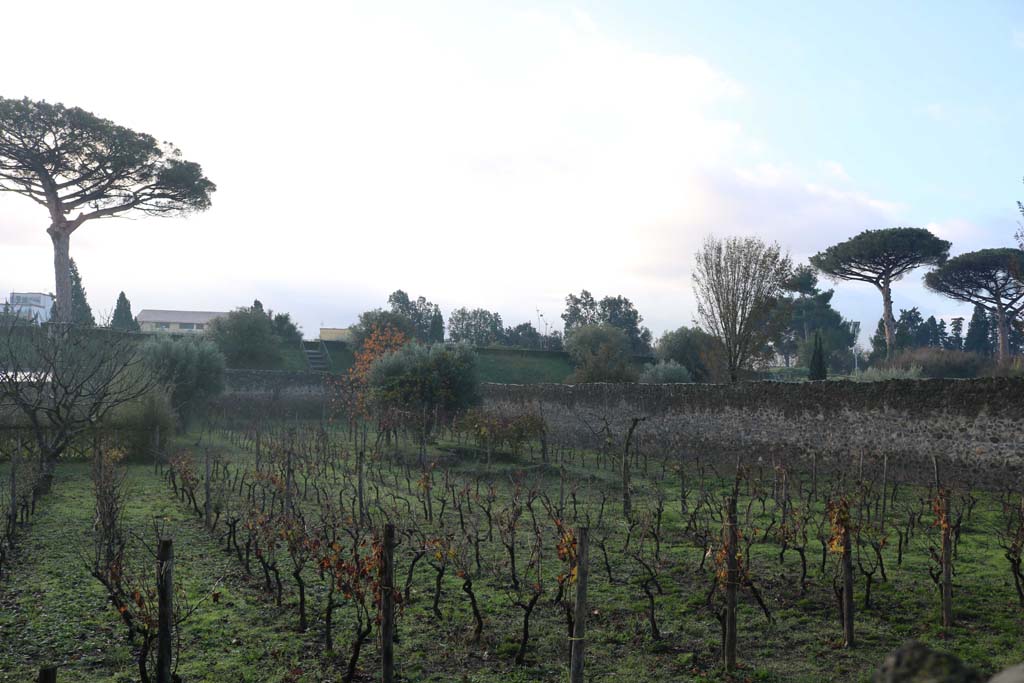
(1, 432, 1022, 682)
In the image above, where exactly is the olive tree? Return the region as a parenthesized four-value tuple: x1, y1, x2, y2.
(810, 228, 949, 359)
(924, 248, 1024, 363)
(692, 236, 792, 382)
(366, 342, 480, 463)
(564, 324, 638, 383)
(0, 97, 215, 323)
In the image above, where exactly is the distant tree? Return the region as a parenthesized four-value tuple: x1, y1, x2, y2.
(771, 270, 855, 372)
(388, 289, 443, 343)
(57, 258, 95, 327)
(110, 292, 140, 332)
(0, 97, 214, 323)
(429, 308, 445, 344)
(561, 290, 600, 331)
(868, 319, 888, 366)
(919, 315, 944, 349)
(350, 309, 416, 351)
(963, 305, 992, 356)
(504, 322, 544, 349)
(564, 324, 637, 383)
(562, 291, 652, 353)
(599, 295, 653, 353)
(270, 311, 303, 346)
(692, 236, 792, 382)
(639, 359, 692, 384)
(142, 335, 225, 424)
(447, 307, 505, 346)
(894, 307, 925, 351)
(208, 307, 282, 369)
(655, 326, 723, 382)
(946, 317, 965, 351)
(811, 227, 950, 359)
(784, 264, 820, 297)
(808, 331, 827, 381)
(924, 248, 1024, 362)
(544, 329, 564, 352)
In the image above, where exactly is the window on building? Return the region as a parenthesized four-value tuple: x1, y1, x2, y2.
(195, 324, 205, 330)
(156, 322, 171, 329)
(179, 323, 195, 330)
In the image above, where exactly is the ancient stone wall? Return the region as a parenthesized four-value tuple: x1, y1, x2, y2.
(223, 369, 326, 398)
(481, 380, 1024, 486)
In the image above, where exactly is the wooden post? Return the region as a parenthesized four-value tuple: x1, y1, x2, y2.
(357, 449, 365, 522)
(724, 496, 739, 671)
(204, 449, 212, 530)
(153, 424, 161, 475)
(255, 428, 262, 472)
(569, 527, 590, 683)
(37, 667, 57, 683)
(381, 523, 396, 683)
(940, 489, 953, 630)
(8, 439, 17, 534)
(285, 449, 293, 514)
(842, 524, 855, 647)
(156, 539, 174, 683)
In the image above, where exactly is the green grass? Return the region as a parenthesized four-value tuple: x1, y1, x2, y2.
(1, 432, 1022, 682)
(475, 347, 575, 383)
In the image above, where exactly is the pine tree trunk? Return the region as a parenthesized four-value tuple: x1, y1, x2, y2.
(881, 280, 896, 359)
(48, 226, 72, 324)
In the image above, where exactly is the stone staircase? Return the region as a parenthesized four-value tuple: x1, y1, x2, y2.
(302, 340, 329, 372)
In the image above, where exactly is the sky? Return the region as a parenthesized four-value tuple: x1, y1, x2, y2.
(1, 1, 1022, 346)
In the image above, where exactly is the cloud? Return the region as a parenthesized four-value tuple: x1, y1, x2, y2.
(923, 103, 949, 122)
(0, 4, 914, 340)
(822, 161, 851, 182)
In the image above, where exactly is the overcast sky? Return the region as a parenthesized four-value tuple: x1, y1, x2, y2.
(2, 1, 1022, 344)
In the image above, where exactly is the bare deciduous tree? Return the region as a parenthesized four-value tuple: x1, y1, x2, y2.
(692, 236, 792, 382)
(0, 321, 155, 479)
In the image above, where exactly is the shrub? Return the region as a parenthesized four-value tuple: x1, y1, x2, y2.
(655, 326, 725, 382)
(208, 307, 282, 369)
(848, 365, 923, 382)
(639, 360, 692, 384)
(108, 389, 176, 462)
(565, 324, 638, 383)
(143, 335, 226, 424)
(886, 347, 987, 379)
(367, 342, 480, 431)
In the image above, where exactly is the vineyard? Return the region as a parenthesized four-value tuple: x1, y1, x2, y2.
(1, 409, 1024, 682)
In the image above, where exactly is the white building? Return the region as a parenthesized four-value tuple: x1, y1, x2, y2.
(7, 292, 54, 323)
(136, 309, 228, 334)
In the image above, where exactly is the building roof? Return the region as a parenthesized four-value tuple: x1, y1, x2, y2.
(137, 310, 229, 324)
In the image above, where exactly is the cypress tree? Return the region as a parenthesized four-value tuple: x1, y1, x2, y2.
(429, 309, 445, 343)
(58, 258, 95, 326)
(110, 292, 140, 332)
(809, 331, 828, 381)
(963, 304, 991, 355)
(946, 317, 964, 351)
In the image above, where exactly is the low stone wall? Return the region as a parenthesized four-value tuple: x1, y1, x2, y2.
(480, 379, 1024, 486)
(223, 369, 327, 398)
